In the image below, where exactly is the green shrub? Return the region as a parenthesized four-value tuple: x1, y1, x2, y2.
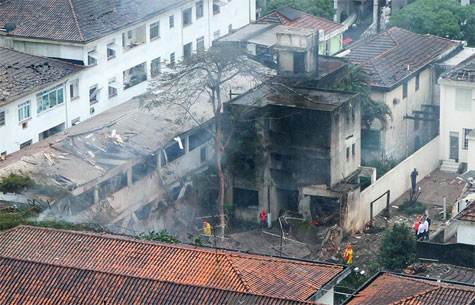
(139, 230, 181, 244)
(377, 223, 416, 272)
(399, 200, 426, 215)
(0, 173, 33, 194)
(363, 158, 398, 179)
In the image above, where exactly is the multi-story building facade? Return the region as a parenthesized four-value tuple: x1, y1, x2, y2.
(0, 0, 256, 155)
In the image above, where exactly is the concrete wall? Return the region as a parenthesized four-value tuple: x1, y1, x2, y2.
(439, 79, 475, 163)
(345, 136, 440, 232)
(363, 68, 433, 163)
(457, 222, 475, 245)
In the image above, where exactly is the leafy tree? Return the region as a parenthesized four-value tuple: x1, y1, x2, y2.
(139, 230, 181, 244)
(377, 223, 416, 272)
(388, 0, 475, 46)
(265, 0, 335, 20)
(0, 173, 33, 194)
(145, 45, 267, 239)
(333, 64, 392, 129)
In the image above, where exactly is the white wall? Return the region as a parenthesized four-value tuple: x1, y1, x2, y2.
(457, 222, 475, 245)
(345, 136, 440, 232)
(0, 0, 256, 156)
(439, 79, 475, 163)
(0, 73, 85, 154)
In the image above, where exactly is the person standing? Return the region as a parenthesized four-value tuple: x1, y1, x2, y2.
(344, 245, 353, 264)
(417, 216, 426, 240)
(413, 216, 420, 238)
(425, 214, 431, 240)
(422, 217, 429, 240)
(410, 168, 419, 196)
(260, 209, 268, 230)
(203, 221, 211, 236)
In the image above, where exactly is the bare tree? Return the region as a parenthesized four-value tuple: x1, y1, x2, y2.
(145, 45, 269, 238)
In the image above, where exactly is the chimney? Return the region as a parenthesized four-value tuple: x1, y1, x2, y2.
(275, 27, 320, 77)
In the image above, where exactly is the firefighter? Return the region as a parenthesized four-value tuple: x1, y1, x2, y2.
(203, 221, 211, 236)
(344, 245, 353, 264)
(260, 209, 268, 229)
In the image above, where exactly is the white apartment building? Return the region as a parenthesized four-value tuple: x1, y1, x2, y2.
(439, 54, 475, 170)
(0, 0, 256, 155)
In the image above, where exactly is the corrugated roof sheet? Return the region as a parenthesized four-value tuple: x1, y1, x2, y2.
(442, 54, 475, 83)
(456, 202, 475, 222)
(0, 225, 344, 301)
(0, 47, 83, 106)
(345, 27, 460, 88)
(0, 256, 315, 305)
(346, 273, 475, 305)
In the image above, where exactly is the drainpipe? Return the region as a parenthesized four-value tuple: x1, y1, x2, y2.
(64, 81, 69, 129)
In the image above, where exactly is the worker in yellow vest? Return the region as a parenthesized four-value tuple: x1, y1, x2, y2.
(344, 245, 353, 264)
(203, 221, 212, 236)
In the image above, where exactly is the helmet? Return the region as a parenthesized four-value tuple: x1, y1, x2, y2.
(347, 245, 352, 249)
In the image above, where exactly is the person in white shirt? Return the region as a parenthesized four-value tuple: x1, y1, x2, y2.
(422, 218, 429, 240)
(417, 217, 426, 240)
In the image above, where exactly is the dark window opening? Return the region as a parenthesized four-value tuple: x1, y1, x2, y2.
(346, 147, 350, 160)
(189, 128, 213, 151)
(163, 139, 186, 165)
(352, 143, 356, 157)
(415, 74, 420, 91)
(169, 15, 175, 28)
(200, 146, 207, 163)
(196, 0, 204, 18)
(362, 130, 381, 149)
(39, 123, 65, 141)
(213, 3, 220, 14)
(132, 155, 157, 182)
(233, 188, 258, 208)
(183, 8, 192, 26)
(464, 128, 472, 150)
(183, 42, 192, 59)
(20, 140, 32, 149)
(403, 81, 408, 99)
(293, 52, 305, 73)
(98, 170, 128, 199)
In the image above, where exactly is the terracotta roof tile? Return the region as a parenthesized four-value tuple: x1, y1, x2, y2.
(257, 7, 345, 37)
(456, 203, 475, 222)
(345, 27, 460, 88)
(0, 256, 315, 305)
(0, 47, 83, 106)
(0, 225, 344, 301)
(346, 273, 475, 305)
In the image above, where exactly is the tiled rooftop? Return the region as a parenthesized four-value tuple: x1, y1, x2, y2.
(422, 264, 475, 285)
(0, 0, 188, 43)
(0, 226, 344, 301)
(345, 27, 460, 89)
(346, 273, 475, 305)
(442, 53, 475, 83)
(456, 202, 475, 222)
(0, 47, 82, 106)
(257, 7, 346, 38)
(0, 256, 314, 305)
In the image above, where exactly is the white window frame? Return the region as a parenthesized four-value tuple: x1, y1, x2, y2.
(150, 21, 160, 40)
(89, 84, 100, 104)
(18, 101, 31, 122)
(37, 85, 65, 114)
(69, 79, 79, 100)
(183, 8, 193, 26)
(169, 15, 175, 28)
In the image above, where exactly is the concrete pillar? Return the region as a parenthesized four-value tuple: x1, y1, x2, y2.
(127, 166, 133, 187)
(93, 186, 99, 204)
(299, 195, 312, 220)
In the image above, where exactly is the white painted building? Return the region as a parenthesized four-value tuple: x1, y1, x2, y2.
(0, 0, 256, 155)
(0, 48, 84, 155)
(439, 53, 475, 170)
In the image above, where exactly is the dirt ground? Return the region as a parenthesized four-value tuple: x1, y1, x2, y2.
(218, 170, 465, 274)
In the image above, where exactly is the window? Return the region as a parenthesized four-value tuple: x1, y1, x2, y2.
(352, 143, 356, 157)
(196, 36, 205, 53)
(213, 30, 221, 40)
(107, 41, 117, 60)
(20, 140, 32, 149)
(127, 30, 133, 39)
(183, 8, 192, 26)
(463, 128, 473, 149)
(183, 42, 192, 59)
(346, 147, 350, 160)
(18, 101, 31, 121)
(0, 111, 5, 126)
(228, 24, 233, 33)
(403, 81, 408, 99)
(151, 57, 161, 77)
(37, 85, 64, 113)
(415, 73, 420, 91)
(162, 138, 187, 165)
(170, 52, 176, 65)
(213, 2, 220, 14)
(122, 25, 146, 50)
(455, 88, 472, 111)
(150, 21, 160, 40)
(196, 0, 204, 18)
(169, 15, 175, 28)
(69, 79, 79, 99)
(362, 129, 381, 149)
(89, 84, 99, 104)
(189, 128, 212, 151)
(108, 78, 118, 98)
(88, 49, 98, 66)
(200, 146, 207, 163)
(123, 62, 147, 89)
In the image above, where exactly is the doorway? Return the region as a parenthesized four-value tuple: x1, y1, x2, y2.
(450, 131, 459, 162)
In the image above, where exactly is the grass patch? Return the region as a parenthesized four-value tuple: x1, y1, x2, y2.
(362, 158, 399, 179)
(399, 200, 426, 215)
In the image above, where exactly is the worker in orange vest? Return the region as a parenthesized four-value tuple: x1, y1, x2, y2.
(413, 216, 421, 238)
(260, 209, 268, 230)
(344, 245, 353, 264)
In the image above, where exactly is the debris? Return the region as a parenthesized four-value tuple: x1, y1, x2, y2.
(87, 151, 95, 158)
(21, 156, 37, 165)
(43, 153, 55, 165)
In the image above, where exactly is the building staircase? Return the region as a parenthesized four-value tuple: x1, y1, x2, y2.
(440, 159, 460, 173)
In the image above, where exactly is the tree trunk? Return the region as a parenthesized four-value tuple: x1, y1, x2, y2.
(215, 87, 226, 240)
